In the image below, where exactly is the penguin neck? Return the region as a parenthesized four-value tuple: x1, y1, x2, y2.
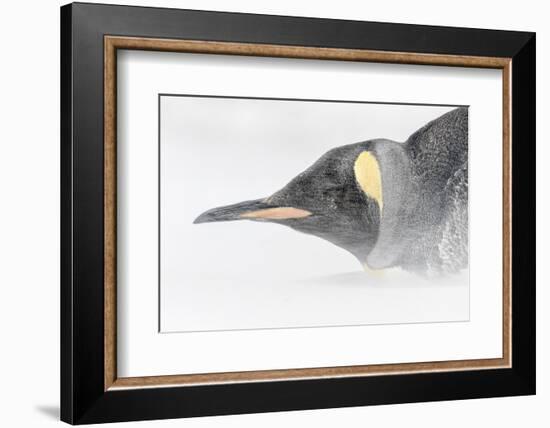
(365, 139, 415, 270)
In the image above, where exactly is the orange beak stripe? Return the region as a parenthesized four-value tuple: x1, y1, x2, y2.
(240, 207, 312, 220)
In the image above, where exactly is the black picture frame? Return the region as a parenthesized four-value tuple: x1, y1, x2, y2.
(61, 2, 535, 424)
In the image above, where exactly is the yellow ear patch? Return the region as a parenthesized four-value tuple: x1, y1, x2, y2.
(241, 207, 312, 220)
(354, 151, 383, 213)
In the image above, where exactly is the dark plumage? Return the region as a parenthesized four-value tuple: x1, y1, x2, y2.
(194, 107, 468, 275)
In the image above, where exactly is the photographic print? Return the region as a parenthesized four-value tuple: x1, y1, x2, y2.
(160, 95, 469, 332)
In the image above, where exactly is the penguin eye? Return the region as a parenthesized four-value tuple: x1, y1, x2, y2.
(321, 183, 346, 195)
(325, 182, 343, 189)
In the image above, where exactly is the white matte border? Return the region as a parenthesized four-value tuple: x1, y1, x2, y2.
(117, 50, 502, 377)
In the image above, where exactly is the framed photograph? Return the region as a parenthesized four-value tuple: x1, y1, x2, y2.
(60, 2, 535, 424)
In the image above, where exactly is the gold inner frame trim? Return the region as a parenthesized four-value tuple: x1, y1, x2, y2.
(104, 35, 512, 391)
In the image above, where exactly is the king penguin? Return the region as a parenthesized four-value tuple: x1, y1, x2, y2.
(194, 107, 468, 274)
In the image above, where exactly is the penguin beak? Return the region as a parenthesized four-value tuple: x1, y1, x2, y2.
(194, 199, 269, 224)
(194, 199, 312, 224)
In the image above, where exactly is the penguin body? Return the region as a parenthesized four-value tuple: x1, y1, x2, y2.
(194, 107, 468, 275)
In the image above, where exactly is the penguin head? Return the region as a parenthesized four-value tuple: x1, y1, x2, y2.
(194, 142, 384, 264)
